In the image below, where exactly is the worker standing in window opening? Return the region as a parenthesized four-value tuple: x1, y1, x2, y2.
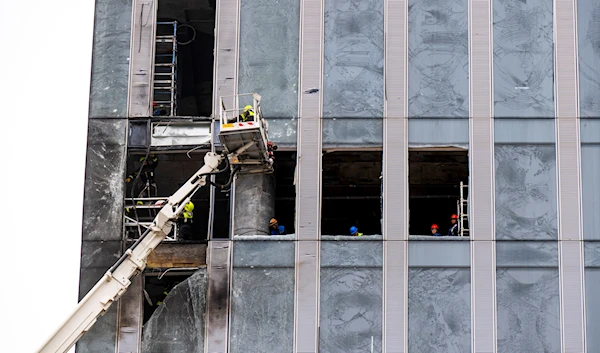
(447, 214, 459, 236)
(430, 224, 442, 236)
(269, 218, 280, 235)
(350, 226, 363, 237)
(239, 105, 255, 122)
(126, 154, 159, 196)
(153, 102, 167, 116)
(178, 201, 194, 241)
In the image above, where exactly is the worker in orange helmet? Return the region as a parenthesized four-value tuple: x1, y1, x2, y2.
(447, 214, 459, 236)
(430, 224, 441, 236)
(269, 218, 279, 235)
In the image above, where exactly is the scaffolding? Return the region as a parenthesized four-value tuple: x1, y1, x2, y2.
(153, 21, 178, 117)
(123, 197, 179, 241)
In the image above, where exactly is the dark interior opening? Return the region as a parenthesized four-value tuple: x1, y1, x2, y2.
(273, 151, 297, 234)
(143, 274, 191, 324)
(156, 0, 215, 117)
(212, 164, 232, 239)
(125, 152, 210, 241)
(321, 151, 382, 235)
(409, 149, 469, 236)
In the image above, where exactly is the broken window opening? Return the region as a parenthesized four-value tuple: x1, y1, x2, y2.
(321, 151, 383, 236)
(142, 273, 193, 324)
(408, 149, 469, 237)
(124, 152, 211, 242)
(154, 0, 216, 117)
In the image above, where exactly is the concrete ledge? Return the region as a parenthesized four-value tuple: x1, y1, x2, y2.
(409, 235, 470, 241)
(147, 243, 207, 268)
(233, 234, 296, 241)
(322, 235, 383, 241)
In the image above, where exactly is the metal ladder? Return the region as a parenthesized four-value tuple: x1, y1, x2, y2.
(456, 181, 469, 236)
(153, 21, 177, 117)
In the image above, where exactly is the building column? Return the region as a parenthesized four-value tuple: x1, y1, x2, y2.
(294, 0, 324, 352)
(382, 0, 409, 352)
(205, 240, 232, 353)
(233, 173, 276, 235)
(469, 0, 497, 351)
(555, 0, 586, 349)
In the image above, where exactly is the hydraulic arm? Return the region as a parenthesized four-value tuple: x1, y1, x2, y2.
(37, 152, 224, 353)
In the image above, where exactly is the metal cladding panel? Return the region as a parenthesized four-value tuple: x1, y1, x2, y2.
(383, 1, 407, 351)
(295, 240, 319, 353)
(384, 241, 407, 353)
(470, 0, 494, 240)
(297, 118, 321, 240)
(560, 241, 586, 352)
(213, 0, 239, 114)
(470, 118, 494, 242)
(116, 274, 143, 353)
(128, 0, 156, 117)
(383, 118, 408, 242)
(472, 241, 496, 353)
(205, 240, 232, 353)
(470, 0, 492, 118)
(557, 119, 583, 241)
(385, 0, 406, 116)
(555, 0, 579, 119)
(299, 0, 323, 119)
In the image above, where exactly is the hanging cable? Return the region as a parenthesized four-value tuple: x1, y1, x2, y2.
(177, 24, 196, 46)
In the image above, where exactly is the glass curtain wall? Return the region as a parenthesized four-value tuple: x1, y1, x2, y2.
(322, 0, 384, 147)
(408, 241, 471, 352)
(238, 0, 301, 147)
(319, 239, 383, 352)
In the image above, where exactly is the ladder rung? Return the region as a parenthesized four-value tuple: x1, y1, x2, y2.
(155, 63, 174, 67)
(156, 35, 175, 39)
(154, 80, 173, 84)
(153, 101, 172, 104)
(154, 72, 172, 75)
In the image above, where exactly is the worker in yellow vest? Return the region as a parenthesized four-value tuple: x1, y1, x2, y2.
(178, 201, 194, 241)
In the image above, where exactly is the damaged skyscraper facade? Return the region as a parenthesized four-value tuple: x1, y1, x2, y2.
(77, 0, 599, 351)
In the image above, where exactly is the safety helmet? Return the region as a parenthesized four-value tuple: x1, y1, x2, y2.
(243, 105, 253, 112)
(270, 218, 278, 226)
(350, 226, 358, 235)
(451, 214, 458, 219)
(278, 225, 286, 233)
(431, 224, 439, 230)
(184, 202, 195, 212)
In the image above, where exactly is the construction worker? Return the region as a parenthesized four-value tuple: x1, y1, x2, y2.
(350, 226, 363, 237)
(430, 224, 442, 236)
(448, 214, 459, 236)
(269, 218, 279, 235)
(126, 154, 159, 185)
(178, 201, 194, 241)
(239, 105, 255, 122)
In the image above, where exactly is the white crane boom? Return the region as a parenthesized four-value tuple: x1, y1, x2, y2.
(37, 152, 223, 353)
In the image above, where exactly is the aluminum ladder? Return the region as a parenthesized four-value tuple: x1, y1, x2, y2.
(153, 21, 177, 117)
(456, 181, 469, 236)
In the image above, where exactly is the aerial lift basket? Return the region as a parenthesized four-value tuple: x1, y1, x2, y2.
(218, 93, 273, 173)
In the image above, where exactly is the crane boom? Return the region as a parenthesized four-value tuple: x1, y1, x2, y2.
(37, 152, 223, 353)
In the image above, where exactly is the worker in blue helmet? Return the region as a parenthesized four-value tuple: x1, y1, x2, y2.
(350, 226, 363, 237)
